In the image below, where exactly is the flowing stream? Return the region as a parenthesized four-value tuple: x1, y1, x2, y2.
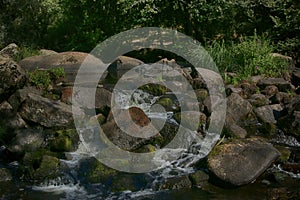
(1, 89, 300, 199)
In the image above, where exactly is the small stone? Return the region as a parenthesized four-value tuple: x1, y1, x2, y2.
(0, 168, 12, 182)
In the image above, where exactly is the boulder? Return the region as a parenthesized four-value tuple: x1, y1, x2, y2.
(8, 129, 44, 155)
(257, 78, 291, 92)
(208, 137, 280, 186)
(107, 56, 144, 79)
(33, 155, 60, 182)
(226, 93, 257, 133)
(102, 107, 160, 151)
(19, 93, 81, 128)
(0, 43, 18, 58)
(18, 52, 101, 85)
(254, 105, 283, 124)
(0, 55, 26, 101)
(188, 170, 210, 189)
(155, 175, 192, 191)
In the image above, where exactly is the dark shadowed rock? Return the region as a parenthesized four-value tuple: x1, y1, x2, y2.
(19, 93, 81, 128)
(291, 68, 300, 88)
(189, 170, 210, 188)
(107, 56, 144, 79)
(8, 129, 44, 155)
(257, 78, 291, 92)
(0, 55, 26, 101)
(261, 85, 279, 97)
(154, 175, 192, 191)
(208, 137, 280, 186)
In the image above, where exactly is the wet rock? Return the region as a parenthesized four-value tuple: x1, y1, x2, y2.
(274, 146, 291, 163)
(8, 129, 44, 155)
(0, 55, 26, 101)
(208, 137, 280, 186)
(0, 43, 18, 58)
(267, 187, 300, 200)
(257, 78, 291, 92)
(189, 170, 209, 188)
(82, 158, 117, 183)
(173, 111, 206, 131)
(110, 173, 143, 192)
(248, 93, 270, 107)
(139, 83, 168, 96)
(0, 168, 12, 182)
(102, 107, 160, 151)
(282, 163, 300, 174)
(156, 175, 192, 190)
(33, 155, 60, 182)
(48, 129, 79, 152)
(19, 93, 80, 128)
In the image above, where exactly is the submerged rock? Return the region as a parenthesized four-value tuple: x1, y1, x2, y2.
(208, 137, 280, 186)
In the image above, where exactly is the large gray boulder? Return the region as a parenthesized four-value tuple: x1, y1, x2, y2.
(0, 55, 26, 101)
(19, 93, 81, 128)
(208, 137, 280, 186)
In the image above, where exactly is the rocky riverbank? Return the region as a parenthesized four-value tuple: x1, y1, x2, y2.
(0, 43, 300, 199)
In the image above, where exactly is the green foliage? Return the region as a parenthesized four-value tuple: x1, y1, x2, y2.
(13, 46, 41, 62)
(207, 33, 289, 80)
(0, 0, 299, 65)
(27, 67, 65, 89)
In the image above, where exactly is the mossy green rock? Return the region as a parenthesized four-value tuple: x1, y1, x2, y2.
(189, 170, 209, 188)
(110, 174, 138, 192)
(49, 129, 79, 152)
(139, 83, 167, 96)
(33, 155, 60, 181)
(88, 160, 118, 183)
(275, 146, 291, 163)
(156, 97, 173, 111)
(135, 144, 156, 153)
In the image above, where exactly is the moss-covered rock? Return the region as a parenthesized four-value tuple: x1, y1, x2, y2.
(48, 129, 79, 152)
(33, 155, 60, 182)
(110, 174, 138, 192)
(275, 146, 291, 163)
(87, 159, 118, 184)
(156, 97, 174, 111)
(139, 83, 168, 96)
(134, 144, 156, 153)
(189, 170, 209, 189)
